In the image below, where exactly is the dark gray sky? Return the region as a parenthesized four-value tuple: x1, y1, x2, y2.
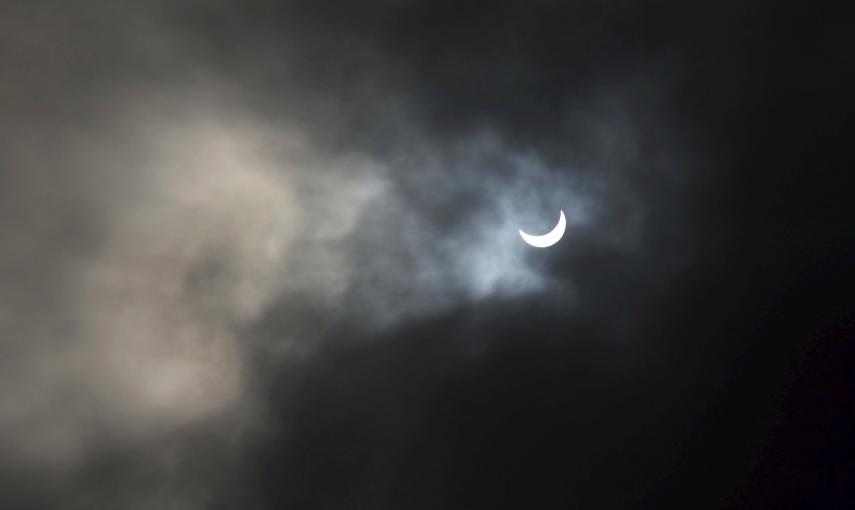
(1, 1, 854, 508)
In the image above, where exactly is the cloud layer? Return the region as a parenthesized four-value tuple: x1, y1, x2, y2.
(2, 1, 853, 508)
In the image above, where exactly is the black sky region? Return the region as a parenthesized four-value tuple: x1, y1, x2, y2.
(1, 1, 854, 509)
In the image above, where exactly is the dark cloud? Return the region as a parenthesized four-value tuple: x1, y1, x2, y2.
(1, 0, 854, 508)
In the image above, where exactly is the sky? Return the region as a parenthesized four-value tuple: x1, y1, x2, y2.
(1, 1, 854, 508)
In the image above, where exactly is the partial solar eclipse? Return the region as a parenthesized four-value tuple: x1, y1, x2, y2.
(519, 210, 566, 248)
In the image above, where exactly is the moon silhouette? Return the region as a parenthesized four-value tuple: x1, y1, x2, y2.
(519, 210, 566, 248)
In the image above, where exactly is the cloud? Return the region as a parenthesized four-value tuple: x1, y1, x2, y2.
(2, 0, 853, 509)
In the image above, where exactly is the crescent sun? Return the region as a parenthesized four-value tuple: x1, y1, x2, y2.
(519, 210, 566, 248)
